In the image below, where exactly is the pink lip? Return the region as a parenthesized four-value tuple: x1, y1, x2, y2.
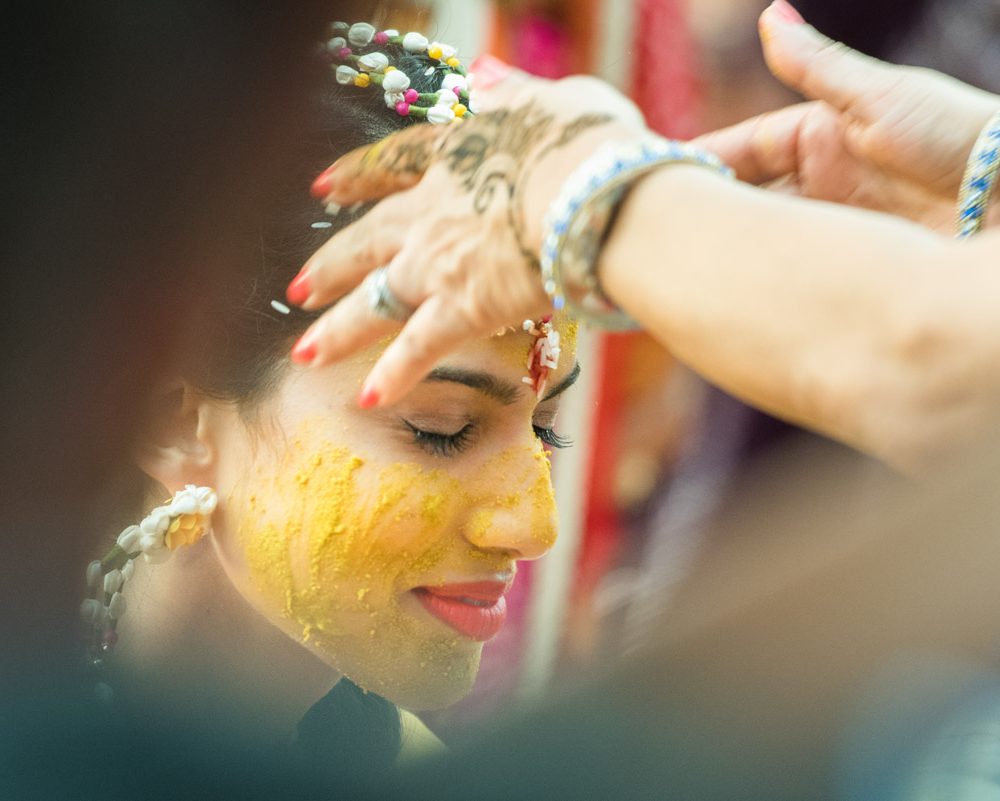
(412, 581, 512, 641)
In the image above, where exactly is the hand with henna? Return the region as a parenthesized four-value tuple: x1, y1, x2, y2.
(286, 62, 647, 407)
(695, 0, 1000, 233)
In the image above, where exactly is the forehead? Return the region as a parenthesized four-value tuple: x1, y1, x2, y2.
(449, 314, 578, 377)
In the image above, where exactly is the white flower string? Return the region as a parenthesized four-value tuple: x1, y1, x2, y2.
(325, 22, 473, 124)
(522, 316, 561, 399)
(82, 485, 217, 671)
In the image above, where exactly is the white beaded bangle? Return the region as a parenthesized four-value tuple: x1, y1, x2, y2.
(539, 137, 734, 329)
(956, 109, 1000, 239)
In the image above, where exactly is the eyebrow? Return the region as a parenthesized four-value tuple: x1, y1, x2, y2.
(422, 361, 582, 405)
(424, 367, 522, 405)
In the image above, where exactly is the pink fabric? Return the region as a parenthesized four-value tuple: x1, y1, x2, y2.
(632, 0, 702, 137)
(512, 13, 573, 79)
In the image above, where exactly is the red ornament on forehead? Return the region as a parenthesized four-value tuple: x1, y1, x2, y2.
(522, 316, 561, 399)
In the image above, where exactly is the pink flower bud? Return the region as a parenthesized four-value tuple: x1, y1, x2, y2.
(404, 88, 419, 103)
(396, 101, 411, 116)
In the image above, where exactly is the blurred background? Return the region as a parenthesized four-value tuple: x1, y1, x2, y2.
(361, 0, 1000, 746)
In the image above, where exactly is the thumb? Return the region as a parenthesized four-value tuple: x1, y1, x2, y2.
(759, 1, 899, 124)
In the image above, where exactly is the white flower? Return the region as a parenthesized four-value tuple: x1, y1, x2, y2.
(171, 492, 198, 517)
(331, 21, 349, 33)
(441, 73, 467, 94)
(385, 91, 405, 109)
(336, 65, 359, 85)
(427, 105, 456, 125)
(80, 599, 102, 625)
(103, 569, 123, 595)
(121, 559, 135, 582)
(86, 560, 103, 590)
(195, 487, 217, 515)
(358, 52, 389, 72)
(325, 36, 346, 53)
(138, 530, 163, 553)
(382, 70, 411, 93)
(402, 32, 429, 53)
(108, 592, 127, 621)
(439, 43, 457, 60)
(383, 29, 399, 37)
(116, 524, 141, 552)
(348, 22, 376, 47)
(468, 90, 481, 114)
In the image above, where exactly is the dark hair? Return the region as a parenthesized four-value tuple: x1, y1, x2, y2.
(188, 43, 448, 408)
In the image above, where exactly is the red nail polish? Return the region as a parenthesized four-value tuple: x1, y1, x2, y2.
(291, 332, 318, 364)
(310, 165, 337, 199)
(469, 53, 512, 90)
(286, 269, 312, 306)
(357, 385, 380, 409)
(771, 0, 805, 24)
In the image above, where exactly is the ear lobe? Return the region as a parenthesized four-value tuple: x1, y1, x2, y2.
(135, 380, 217, 493)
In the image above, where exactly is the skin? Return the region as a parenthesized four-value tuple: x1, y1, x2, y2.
(126, 322, 579, 733)
(290, 4, 1000, 473)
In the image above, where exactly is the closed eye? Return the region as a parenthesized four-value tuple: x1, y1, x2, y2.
(403, 420, 475, 457)
(533, 425, 572, 449)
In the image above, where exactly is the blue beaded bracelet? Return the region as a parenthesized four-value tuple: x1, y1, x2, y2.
(956, 109, 1000, 239)
(540, 137, 734, 330)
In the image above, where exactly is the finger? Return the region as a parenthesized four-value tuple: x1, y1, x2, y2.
(692, 103, 814, 184)
(292, 277, 403, 369)
(292, 190, 413, 310)
(357, 295, 480, 409)
(317, 124, 449, 207)
(759, 2, 900, 124)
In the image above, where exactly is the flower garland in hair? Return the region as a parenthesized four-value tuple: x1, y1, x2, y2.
(81, 485, 217, 665)
(326, 22, 473, 124)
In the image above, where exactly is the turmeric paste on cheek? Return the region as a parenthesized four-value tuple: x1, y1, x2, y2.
(233, 432, 558, 707)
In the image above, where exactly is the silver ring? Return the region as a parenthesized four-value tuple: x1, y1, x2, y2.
(363, 266, 415, 322)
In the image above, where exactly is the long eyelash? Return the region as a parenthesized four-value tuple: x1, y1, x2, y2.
(403, 420, 475, 457)
(533, 425, 572, 449)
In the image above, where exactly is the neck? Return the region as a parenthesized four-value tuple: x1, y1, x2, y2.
(114, 536, 338, 744)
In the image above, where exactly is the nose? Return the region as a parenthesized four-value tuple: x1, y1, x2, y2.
(462, 446, 558, 561)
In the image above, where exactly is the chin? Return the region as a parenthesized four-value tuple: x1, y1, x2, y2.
(331, 637, 484, 712)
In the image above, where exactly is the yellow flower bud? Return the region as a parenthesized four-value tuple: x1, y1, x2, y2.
(165, 514, 206, 549)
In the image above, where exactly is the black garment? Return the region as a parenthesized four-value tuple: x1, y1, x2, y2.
(295, 679, 402, 777)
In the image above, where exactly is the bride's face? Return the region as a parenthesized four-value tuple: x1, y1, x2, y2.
(205, 322, 578, 710)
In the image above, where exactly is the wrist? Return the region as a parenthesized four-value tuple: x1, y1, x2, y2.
(539, 138, 733, 329)
(520, 124, 646, 255)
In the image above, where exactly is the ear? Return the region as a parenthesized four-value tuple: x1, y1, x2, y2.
(135, 380, 218, 493)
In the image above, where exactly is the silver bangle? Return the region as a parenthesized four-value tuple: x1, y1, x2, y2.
(956, 109, 1000, 239)
(539, 137, 734, 330)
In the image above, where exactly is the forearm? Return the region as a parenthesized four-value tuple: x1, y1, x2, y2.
(600, 165, 1000, 471)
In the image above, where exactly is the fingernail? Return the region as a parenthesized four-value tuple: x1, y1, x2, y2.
(291, 330, 319, 365)
(286, 268, 312, 306)
(310, 165, 337, 199)
(469, 53, 512, 90)
(357, 383, 380, 409)
(769, 0, 805, 24)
